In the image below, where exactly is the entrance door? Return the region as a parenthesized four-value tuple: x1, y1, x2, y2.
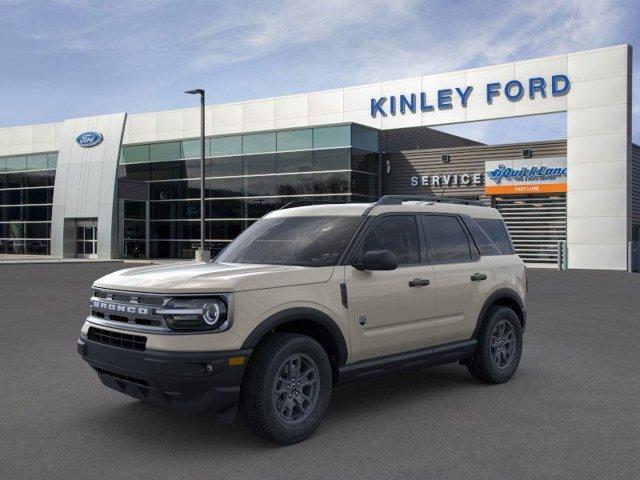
(76, 220, 98, 258)
(345, 214, 436, 362)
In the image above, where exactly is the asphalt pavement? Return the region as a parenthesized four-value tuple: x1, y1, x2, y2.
(1, 263, 639, 479)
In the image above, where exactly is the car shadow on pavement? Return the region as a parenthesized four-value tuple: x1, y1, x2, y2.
(77, 363, 487, 451)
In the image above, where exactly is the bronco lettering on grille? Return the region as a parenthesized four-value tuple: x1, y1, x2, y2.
(92, 301, 149, 315)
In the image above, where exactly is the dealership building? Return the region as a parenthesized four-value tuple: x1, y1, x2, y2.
(0, 44, 637, 270)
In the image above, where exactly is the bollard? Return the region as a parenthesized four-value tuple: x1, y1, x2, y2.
(557, 241, 567, 271)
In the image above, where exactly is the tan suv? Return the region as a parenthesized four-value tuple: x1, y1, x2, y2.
(78, 195, 526, 444)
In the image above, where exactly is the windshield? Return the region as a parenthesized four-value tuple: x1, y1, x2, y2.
(216, 216, 362, 267)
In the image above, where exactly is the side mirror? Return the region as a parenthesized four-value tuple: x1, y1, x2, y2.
(356, 249, 398, 271)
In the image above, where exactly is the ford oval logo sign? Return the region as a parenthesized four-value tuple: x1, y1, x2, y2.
(76, 131, 103, 148)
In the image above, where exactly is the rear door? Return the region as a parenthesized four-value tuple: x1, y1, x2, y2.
(421, 214, 495, 345)
(345, 214, 436, 362)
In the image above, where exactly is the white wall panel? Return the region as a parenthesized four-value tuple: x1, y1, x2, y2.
(567, 133, 628, 164)
(567, 216, 627, 244)
(568, 46, 629, 82)
(242, 99, 274, 124)
(567, 103, 628, 137)
(10, 126, 33, 145)
(32, 124, 56, 144)
(343, 83, 381, 112)
(212, 104, 242, 127)
(567, 161, 627, 190)
(156, 110, 183, 132)
(307, 112, 343, 126)
(275, 116, 309, 129)
(421, 70, 467, 93)
(275, 95, 308, 119)
(514, 54, 568, 82)
(567, 188, 627, 218)
(569, 244, 628, 270)
(127, 113, 156, 136)
(567, 76, 628, 110)
(309, 89, 343, 116)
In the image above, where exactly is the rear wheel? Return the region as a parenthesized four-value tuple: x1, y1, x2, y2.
(240, 333, 332, 444)
(467, 306, 522, 383)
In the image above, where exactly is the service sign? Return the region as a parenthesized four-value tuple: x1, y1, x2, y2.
(485, 157, 567, 195)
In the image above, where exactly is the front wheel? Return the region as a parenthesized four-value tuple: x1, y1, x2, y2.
(240, 333, 332, 444)
(467, 306, 523, 383)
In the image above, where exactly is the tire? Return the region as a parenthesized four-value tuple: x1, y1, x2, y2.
(240, 332, 332, 444)
(467, 306, 523, 384)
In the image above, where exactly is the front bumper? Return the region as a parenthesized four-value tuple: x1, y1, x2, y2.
(77, 336, 252, 418)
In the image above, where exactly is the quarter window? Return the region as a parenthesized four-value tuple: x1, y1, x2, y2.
(361, 215, 420, 265)
(423, 215, 472, 264)
(475, 218, 514, 255)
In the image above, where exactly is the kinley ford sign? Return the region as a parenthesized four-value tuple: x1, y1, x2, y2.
(370, 74, 570, 117)
(409, 157, 568, 195)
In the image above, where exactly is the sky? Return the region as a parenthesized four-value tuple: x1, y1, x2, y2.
(0, 0, 638, 144)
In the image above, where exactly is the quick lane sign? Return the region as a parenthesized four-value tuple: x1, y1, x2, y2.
(485, 157, 567, 195)
(371, 74, 570, 117)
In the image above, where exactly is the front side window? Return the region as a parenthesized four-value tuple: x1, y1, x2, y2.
(423, 215, 472, 264)
(360, 215, 420, 265)
(216, 216, 362, 267)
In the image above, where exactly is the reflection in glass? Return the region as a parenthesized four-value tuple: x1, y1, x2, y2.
(242, 132, 276, 154)
(245, 154, 276, 175)
(277, 151, 313, 173)
(277, 129, 312, 151)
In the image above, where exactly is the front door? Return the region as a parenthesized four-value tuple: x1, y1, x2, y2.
(76, 220, 98, 258)
(345, 214, 436, 362)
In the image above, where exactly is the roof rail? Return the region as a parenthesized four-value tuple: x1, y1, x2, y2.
(279, 199, 350, 210)
(373, 195, 486, 207)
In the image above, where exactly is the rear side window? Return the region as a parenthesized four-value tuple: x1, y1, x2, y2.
(422, 215, 472, 264)
(361, 215, 420, 265)
(465, 217, 514, 255)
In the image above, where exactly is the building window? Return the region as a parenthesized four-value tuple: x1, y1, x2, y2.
(120, 124, 380, 258)
(277, 129, 313, 151)
(242, 132, 276, 154)
(0, 151, 57, 255)
(313, 125, 351, 149)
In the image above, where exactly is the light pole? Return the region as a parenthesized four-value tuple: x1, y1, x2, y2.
(185, 89, 208, 261)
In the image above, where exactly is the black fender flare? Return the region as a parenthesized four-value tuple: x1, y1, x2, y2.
(241, 307, 349, 367)
(472, 288, 526, 338)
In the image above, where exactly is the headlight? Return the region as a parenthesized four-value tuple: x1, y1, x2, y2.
(157, 297, 230, 332)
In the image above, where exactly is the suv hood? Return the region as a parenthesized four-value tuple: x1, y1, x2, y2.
(93, 262, 335, 294)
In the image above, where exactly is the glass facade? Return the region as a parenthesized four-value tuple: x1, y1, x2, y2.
(119, 124, 380, 259)
(0, 152, 58, 255)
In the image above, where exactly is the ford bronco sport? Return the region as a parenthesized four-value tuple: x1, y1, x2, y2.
(78, 195, 526, 444)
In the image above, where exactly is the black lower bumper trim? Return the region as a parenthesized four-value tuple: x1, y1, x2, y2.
(78, 337, 251, 416)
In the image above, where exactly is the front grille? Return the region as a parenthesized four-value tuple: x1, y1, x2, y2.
(90, 289, 169, 331)
(88, 326, 147, 351)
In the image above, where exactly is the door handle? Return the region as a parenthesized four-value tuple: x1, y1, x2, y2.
(471, 273, 488, 282)
(409, 278, 430, 287)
